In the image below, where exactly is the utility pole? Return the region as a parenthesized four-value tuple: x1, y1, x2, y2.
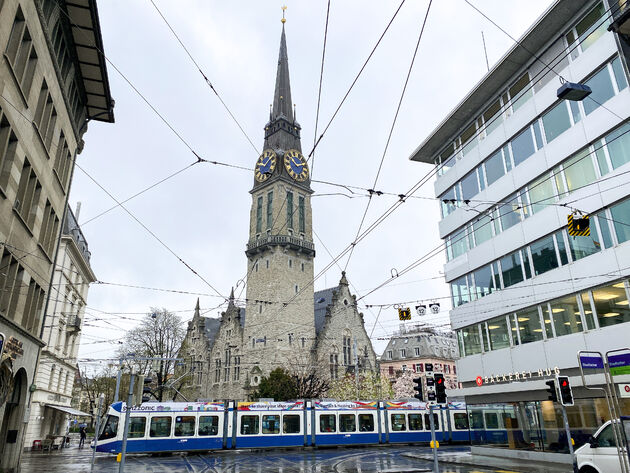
(560, 404, 577, 473)
(429, 404, 440, 473)
(118, 372, 135, 473)
(90, 394, 104, 473)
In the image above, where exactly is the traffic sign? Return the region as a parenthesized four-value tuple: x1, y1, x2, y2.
(619, 384, 630, 398)
(609, 353, 630, 377)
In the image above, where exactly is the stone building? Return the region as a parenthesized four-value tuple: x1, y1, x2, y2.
(379, 326, 460, 391)
(23, 205, 95, 449)
(177, 23, 377, 401)
(0, 0, 113, 469)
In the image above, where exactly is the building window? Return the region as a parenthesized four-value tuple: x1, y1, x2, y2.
(288, 333, 293, 346)
(15, 159, 41, 230)
(234, 356, 240, 381)
(414, 363, 423, 372)
(541, 102, 572, 144)
(565, 2, 607, 60)
(298, 196, 305, 233)
(387, 350, 393, 360)
(400, 349, 406, 358)
(266, 191, 273, 229)
(6, 7, 38, 98)
(343, 337, 351, 365)
(611, 199, 630, 244)
(550, 295, 583, 336)
(472, 264, 496, 299)
(53, 133, 72, 190)
(329, 354, 339, 379)
(414, 347, 420, 356)
(461, 326, 481, 356)
(214, 359, 221, 383)
(0, 248, 25, 324)
(288, 258, 292, 268)
(500, 251, 525, 288)
(256, 196, 263, 233)
(529, 235, 559, 276)
(591, 283, 630, 328)
(388, 366, 394, 375)
(301, 337, 305, 348)
(286, 191, 294, 229)
(0, 112, 18, 193)
(39, 200, 60, 257)
(516, 307, 544, 344)
(510, 127, 536, 166)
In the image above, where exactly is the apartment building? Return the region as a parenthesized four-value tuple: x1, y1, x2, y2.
(0, 0, 113, 470)
(410, 0, 630, 462)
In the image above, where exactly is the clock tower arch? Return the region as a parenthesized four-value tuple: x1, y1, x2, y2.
(243, 23, 316, 385)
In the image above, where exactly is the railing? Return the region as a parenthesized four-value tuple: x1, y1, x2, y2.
(246, 234, 315, 254)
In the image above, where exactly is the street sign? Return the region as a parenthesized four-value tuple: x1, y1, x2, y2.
(619, 384, 630, 398)
(579, 355, 604, 370)
(609, 353, 630, 377)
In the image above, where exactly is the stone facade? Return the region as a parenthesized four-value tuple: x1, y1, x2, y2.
(0, 1, 113, 470)
(379, 327, 460, 391)
(23, 205, 95, 449)
(176, 24, 377, 402)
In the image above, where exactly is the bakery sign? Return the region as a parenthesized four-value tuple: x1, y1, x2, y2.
(5, 337, 24, 360)
(477, 366, 560, 385)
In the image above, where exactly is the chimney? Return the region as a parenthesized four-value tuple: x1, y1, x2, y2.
(75, 201, 82, 221)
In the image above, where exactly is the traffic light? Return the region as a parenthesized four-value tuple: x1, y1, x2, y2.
(434, 373, 447, 404)
(412, 377, 423, 401)
(558, 376, 574, 406)
(545, 380, 557, 402)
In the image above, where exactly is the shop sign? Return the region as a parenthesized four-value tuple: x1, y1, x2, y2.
(478, 366, 560, 385)
(579, 355, 604, 370)
(5, 337, 23, 360)
(609, 353, 630, 377)
(619, 384, 630, 398)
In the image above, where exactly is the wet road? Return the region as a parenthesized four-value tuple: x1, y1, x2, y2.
(20, 445, 531, 473)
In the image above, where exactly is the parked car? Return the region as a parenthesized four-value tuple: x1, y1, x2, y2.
(575, 417, 630, 473)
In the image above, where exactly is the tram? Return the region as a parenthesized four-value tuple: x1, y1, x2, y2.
(94, 399, 471, 454)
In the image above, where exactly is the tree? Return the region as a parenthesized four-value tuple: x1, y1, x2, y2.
(117, 308, 185, 401)
(250, 368, 298, 401)
(287, 354, 331, 399)
(327, 372, 394, 400)
(392, 370, 415, 399)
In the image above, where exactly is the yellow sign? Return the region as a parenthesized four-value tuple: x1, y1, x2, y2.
(429, 440, 439, 448)
(567, 214, 590, 236)
(116, 453, 122, 462)
(398, 308, 411, 321)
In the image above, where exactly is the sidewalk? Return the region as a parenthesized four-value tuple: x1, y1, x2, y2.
(403, 449, 572, 473)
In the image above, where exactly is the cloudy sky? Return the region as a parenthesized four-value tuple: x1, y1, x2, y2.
(73, 0, 556, 367)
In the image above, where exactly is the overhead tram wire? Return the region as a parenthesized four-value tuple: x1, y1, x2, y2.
(306, 0, 408, 160)
(343, 0, 433, 272)
(147, 0, 259, 155)
(75, 163, 227, 302)
(310, 0, 332, 178)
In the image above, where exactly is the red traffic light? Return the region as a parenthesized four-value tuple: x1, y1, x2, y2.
(562, 380, 568, 387)
(436, 377, 443, 385)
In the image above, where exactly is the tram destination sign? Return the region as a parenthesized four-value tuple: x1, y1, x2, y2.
(609, 353, 630, 377)
(579, 355, 604, 370)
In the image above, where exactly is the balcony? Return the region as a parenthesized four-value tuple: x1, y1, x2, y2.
(246, 234, 315, 257)
(66, 315, 81, 332)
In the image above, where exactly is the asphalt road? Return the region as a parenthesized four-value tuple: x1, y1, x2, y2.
(19, 445, 551, 473)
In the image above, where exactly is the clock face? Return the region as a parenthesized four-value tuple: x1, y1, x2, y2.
(255, 149, 277, 182)
(283, 149, 309, 182)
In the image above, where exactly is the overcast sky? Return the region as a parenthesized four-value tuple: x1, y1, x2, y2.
(73, 0, 556, 368)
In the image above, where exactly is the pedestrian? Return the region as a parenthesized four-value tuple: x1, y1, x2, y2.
(79, 426, 87, 448)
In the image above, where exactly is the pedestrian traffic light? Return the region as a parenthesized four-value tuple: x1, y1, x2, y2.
(545, 380, 557, 402)
(434, 374, 447, 404)
(558, 376, 574, 406)
(413, 377, 423, 401)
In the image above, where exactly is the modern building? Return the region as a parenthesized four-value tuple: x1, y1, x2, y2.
(176, 21, 377, 402)
(0, 0, 113, 469)
(379, 326, 459, 391)
(23, 205, 95, 449)
(410, 0, 630, 463)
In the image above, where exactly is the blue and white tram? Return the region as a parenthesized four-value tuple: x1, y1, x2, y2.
(95, 399, 471, 454)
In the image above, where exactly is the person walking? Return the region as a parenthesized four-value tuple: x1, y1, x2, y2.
(79, 426, 87, 448)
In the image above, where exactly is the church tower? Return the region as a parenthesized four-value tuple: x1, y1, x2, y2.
(243, 22, 316, 388)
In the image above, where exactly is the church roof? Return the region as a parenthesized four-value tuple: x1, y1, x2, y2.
(314, 286, 339, 335)
(272, 25, 293, 123)
(202, 317, 222, 349)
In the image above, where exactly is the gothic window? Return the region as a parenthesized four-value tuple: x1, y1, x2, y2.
(256, 195, 263, 233)
(298, 196, 305, 233)
(214, 359, 221, 383)
(288, 333, 293, 346)
(301, 337, 305, 348)
(301, 262, 304, 272)
(286, 191, 294, 229)
(234, 356, 240, 381)
(196, 362, 203, 385)
(329, 354, 339, 379)
(266, 191, 273, 230)
(343, 337, 351, 365)
(266, 260, 269, 269)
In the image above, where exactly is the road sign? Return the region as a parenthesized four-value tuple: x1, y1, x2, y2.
(609, 353, 630, 377)
(579, 354, 604, 370)
(619, 384, 630, 398)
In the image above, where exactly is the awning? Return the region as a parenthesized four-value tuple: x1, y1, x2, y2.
(46, 404, 92, 417)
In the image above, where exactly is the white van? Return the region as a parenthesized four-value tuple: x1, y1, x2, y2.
(575, 417, 630, 473)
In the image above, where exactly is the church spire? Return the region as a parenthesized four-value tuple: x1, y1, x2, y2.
(272, 24, 293, 122)
(193, 298, 200, 319)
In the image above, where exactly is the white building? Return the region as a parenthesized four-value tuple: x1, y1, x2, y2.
(410, 0, 630, 463)
(24, 206, 95, 449)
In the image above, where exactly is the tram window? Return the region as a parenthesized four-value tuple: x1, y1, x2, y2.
(358, 414, 374, 432)
(320, 414, 336, 433)
(391, 414, 406, 431)
(424, 414, 439, 430)
(175, 416, 196, 437)
(262, 415, 280, 434)
(241, 415, 260, 435)
(283, 415, 301, 434)
(484, 412, 499, 429)
(150, 417, 172, 437)
(454, 413, 469, 430)
(502, 413, 518, 428)
(198, 416, 219, 436)
(99, 415, 119, 440)
(408, 414, 423, 431)
(469, 411, 484, 429)
(129, 417, 146, 438)
(339, 414, 356, 432)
